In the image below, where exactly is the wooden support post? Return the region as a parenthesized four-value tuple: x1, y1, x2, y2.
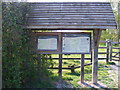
(91, 50, 92, 63)
(109, 41, 112, 61)
(118, 2, 120, 89)
(71, 65, 75, 73)
(37, 54, 42, 81)
(106, 40, 110, 63)
(58, 54, 62, 87)
(92, 30, 102, 84)
(81, 54, 84, 83)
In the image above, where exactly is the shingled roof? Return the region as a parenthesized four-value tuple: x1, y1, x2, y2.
(26, 2, 117, 30)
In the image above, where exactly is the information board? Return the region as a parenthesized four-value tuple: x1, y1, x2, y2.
(37, 36, 57, 50)
(62, 33, 90, 54)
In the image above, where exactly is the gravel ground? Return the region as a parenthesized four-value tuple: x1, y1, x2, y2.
(107, 63, 120, 88)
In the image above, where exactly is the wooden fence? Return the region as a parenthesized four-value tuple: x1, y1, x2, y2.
(48, 40, 120, 61)
(48, 40, 120, 72)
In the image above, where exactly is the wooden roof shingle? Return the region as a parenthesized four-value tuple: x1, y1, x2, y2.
(26, 2, 117, 30)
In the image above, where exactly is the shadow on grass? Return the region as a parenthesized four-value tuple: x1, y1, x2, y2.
(66, 72, 80, 76)
(107, 62, 116, 65)
(81, 82, 107, 88)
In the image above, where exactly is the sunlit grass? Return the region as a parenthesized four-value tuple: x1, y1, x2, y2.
(49, 44, 119, 88)
(49, 60, 117, 88)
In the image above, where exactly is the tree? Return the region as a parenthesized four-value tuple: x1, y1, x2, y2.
(2, 2, 55, 88)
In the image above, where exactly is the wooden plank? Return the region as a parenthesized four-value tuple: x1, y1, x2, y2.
(29, 13, 114, 15)
(112, 47, 120, 49)
(28, 20, 116, 23)
(31, 11, 113, 13)
(28, 15, 114, 18)
(98, 47, 107, 49)
(30, 2, 110, 4)
(28, 13, 114, 18)
(27, 19, 115, 23)
(32, 8, 112, 11)
(100, 41, 108, 43)
(30, 3, 110, 6)
(112, 52, 118, 53)
(81, 54, 85, 83)
(112, 59, 119, 61)
(31, 4, 111, 8)
(30, 4, 110, 6)
(92, 30, 102, 84)
(28, 22, 116, 26)
(112, 56, 120, 58)
(32, 10, 112, 12)
(30, 2, 109, 3)
(98, 52, 107, 54)
(32, 7, 111, 10)
(48, 63, 92, 69)
(111, 42, 120, 44)
(25, 26, 117, 29)
(27, 17, 115, 20)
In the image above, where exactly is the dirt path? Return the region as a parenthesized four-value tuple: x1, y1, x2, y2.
(107, 63, 120, 88)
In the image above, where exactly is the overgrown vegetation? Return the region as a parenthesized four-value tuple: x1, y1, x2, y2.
(2, 2, 54, 88)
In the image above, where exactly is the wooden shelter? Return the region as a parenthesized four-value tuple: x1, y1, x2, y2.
(27, 2, 116, 29)
(26, 2, 117, 85)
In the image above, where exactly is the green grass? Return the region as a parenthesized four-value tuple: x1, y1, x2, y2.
(49, 60, 117, 88)
(48, 44, 119, 88)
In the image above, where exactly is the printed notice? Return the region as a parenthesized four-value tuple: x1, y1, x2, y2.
(38, 36, 57, 50)
(62, 34, 90, 53)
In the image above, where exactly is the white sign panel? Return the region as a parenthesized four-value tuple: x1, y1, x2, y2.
(62, 34, 90, 53)
(38, 36, 57, 50)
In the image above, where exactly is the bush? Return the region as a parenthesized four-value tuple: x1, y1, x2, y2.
(2, 2, 54, 88)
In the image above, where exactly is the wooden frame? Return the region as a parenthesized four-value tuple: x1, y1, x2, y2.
(32, 32, 62, 54)
(32, 32, 91, 54)
(61, 32, 91, 54)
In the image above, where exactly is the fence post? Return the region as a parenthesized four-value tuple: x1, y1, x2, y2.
(81, 54, 84, 83)
(106, 40, 110, 63)
(58, 54, 62, 88)
(71, 65, 75, 73)
(109, 40, 112, 61)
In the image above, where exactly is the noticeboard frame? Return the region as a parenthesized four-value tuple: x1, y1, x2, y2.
(32, 32, 91, 54)
(62, 32, 91, 54)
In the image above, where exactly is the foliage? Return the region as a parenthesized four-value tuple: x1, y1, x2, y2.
(2, 2, 31, 88)
(2, 2, 54, 88)
(101, 29, 118, 42)
(100, 1, 119, 42)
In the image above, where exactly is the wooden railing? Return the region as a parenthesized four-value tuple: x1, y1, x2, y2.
(48, 40, 120, 72)
(47, 40, 120, 62)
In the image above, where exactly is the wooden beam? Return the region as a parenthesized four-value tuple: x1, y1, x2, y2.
(92, 29, 102, 84)
(58, 54, 62, 86)
(29, 12, 114, 15)
(25, 26, 116, 30)
(106, 40, 110, 62)
(81, 54, 85, 83)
